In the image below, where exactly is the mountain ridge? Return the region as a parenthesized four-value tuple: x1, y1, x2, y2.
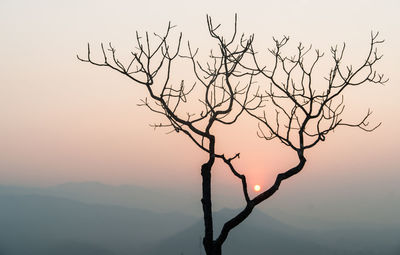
(0, 183, 398, 255)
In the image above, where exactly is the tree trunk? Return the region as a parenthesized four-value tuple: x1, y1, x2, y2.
(201, 161, 223, 255)
(201, 161, 215, 255)
(201, 135, 220, 255)
(204, 242, 222, 255)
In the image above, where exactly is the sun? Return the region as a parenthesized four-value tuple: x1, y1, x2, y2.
(254, 185, 261, 192)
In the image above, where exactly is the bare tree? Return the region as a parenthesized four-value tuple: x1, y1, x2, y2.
(77, 15, 386, 255)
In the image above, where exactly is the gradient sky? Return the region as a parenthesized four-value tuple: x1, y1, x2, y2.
(0, 0, 399, 226)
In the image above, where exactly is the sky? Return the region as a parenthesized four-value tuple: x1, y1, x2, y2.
(0, 0, 399, 226)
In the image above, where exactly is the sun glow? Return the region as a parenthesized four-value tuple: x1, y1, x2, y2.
(254, 185, 261, 192)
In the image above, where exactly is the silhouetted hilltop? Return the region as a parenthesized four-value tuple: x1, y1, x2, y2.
(0, 194, 195, 255)
(0, 182, 200, 215)
(146, 208, 357, 255)
(0, 184, 398, 255)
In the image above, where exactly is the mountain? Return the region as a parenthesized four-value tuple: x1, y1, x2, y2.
(0, 183, 398, 255)
(146, 208, 326, 255)
(0, 182, 201, 215)
(0, 194, 196, 255)
(147, 208, 397, 255)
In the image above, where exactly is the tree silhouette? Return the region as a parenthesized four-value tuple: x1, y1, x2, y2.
(78, 15, 386, 255)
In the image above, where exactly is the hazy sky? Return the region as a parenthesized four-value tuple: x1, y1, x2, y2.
(0, 0, 399, 225)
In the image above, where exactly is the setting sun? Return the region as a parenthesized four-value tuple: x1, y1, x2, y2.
(254, 185, 261, 192)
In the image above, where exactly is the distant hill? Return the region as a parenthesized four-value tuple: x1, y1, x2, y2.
(146, 208, 365, 255)
(0, 182, 201, 215)
(0, 194, 196, 255)
(0, 183, 398, 255)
